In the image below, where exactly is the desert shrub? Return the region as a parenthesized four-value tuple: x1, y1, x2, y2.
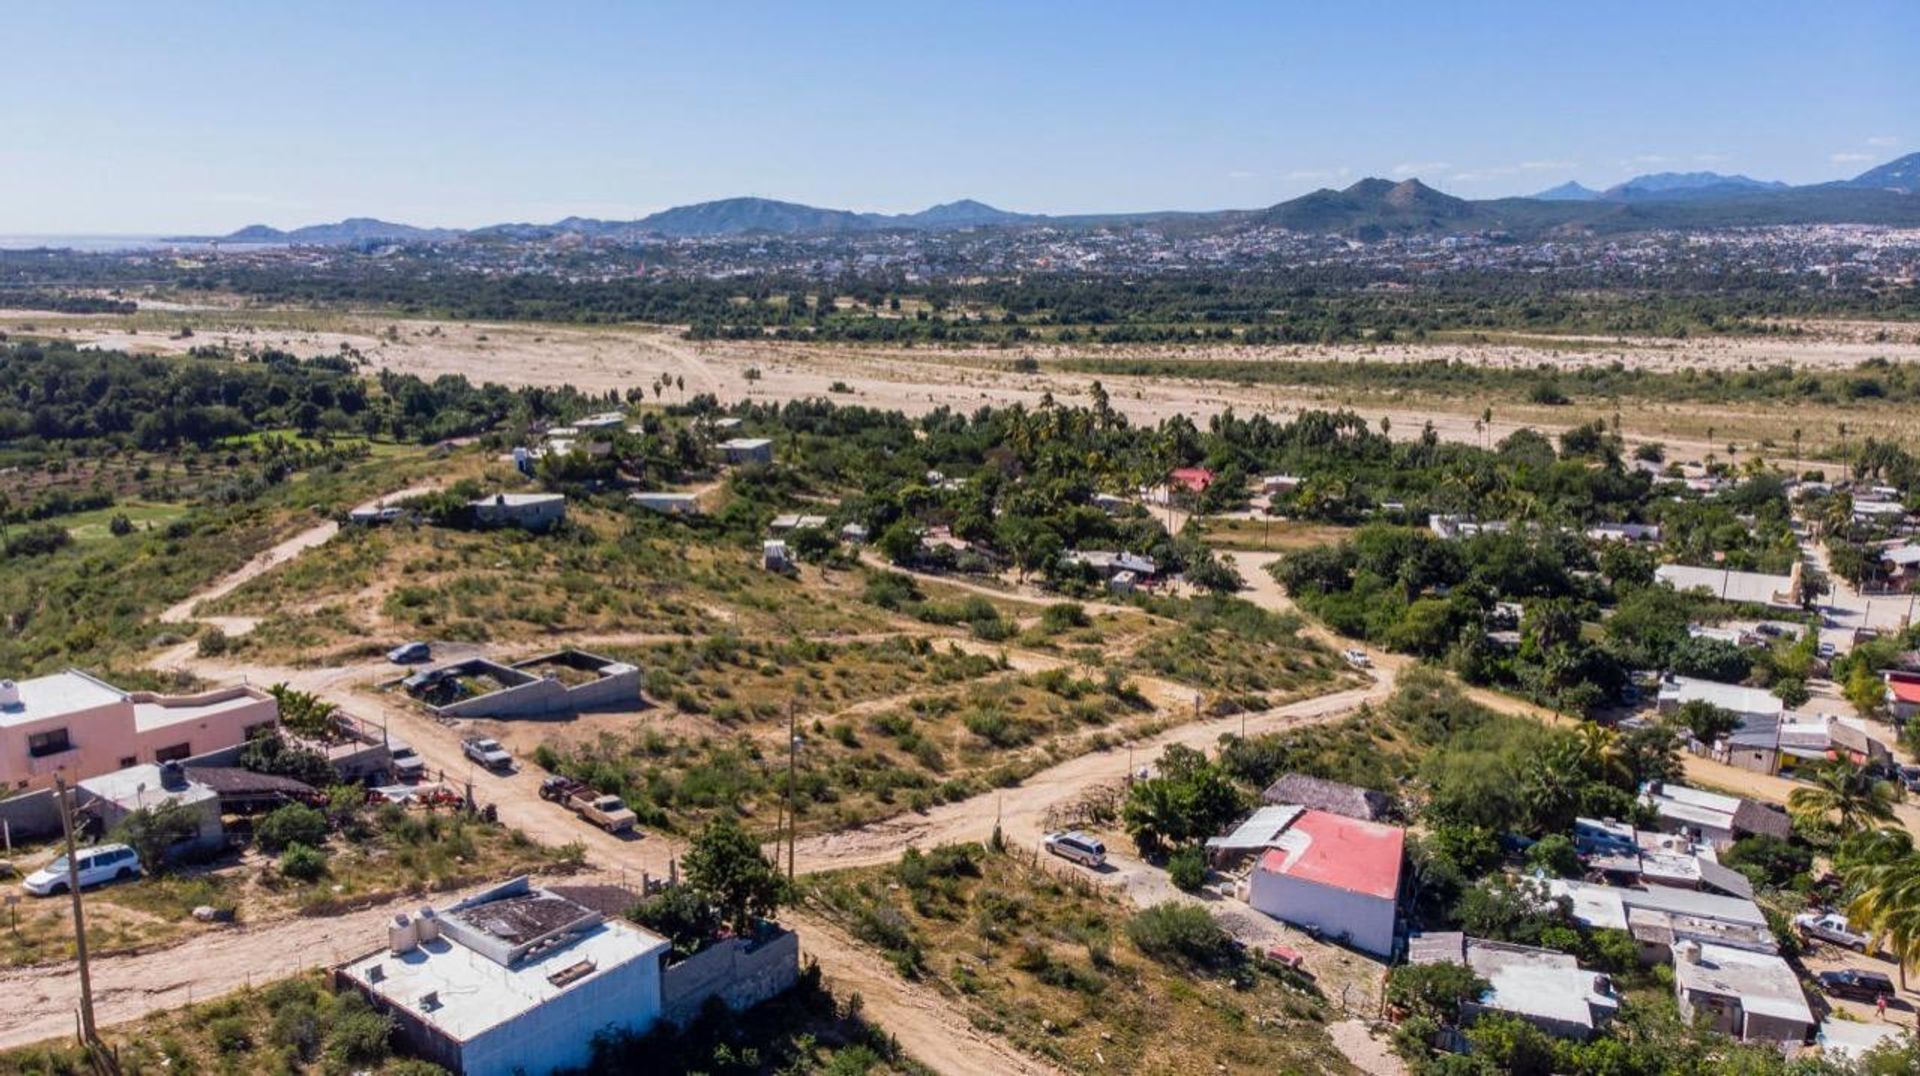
(1125, 902, 1234, 970)
(1167, 846, 1207, 892)
(205, 1015, 252, 1054)
(279, 842, 330, 881)
(256, 803, 329, 853)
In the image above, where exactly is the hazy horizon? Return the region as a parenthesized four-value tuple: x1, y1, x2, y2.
(4, 1, 1915, 234)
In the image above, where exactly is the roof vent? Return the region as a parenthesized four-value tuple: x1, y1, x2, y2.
(0, 680, 18, 709)
(547, 959, 597, 988)
(389, 913, 419, 954)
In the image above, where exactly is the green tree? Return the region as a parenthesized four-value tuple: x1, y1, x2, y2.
(112, 799, 204, 872)
(683, 815, 790, 935)
(1385, 960, 1487, 1023)
(1789, 760, 1898, 835)
(1121, 745, 1244, 856)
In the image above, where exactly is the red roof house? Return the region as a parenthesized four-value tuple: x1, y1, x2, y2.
(1887, 671, 1920, 720)
(1168, 467, 1216, 494)
(1246, 809, 1405, 956)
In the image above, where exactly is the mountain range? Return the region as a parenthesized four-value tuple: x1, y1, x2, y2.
(190, 152, 1920, 245)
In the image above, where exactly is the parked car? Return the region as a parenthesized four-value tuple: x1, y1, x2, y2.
(1042, 831, 1106, 868)
(1795, 911, 1871, 951)
(462, 736, 512, 771)
(389, 740, 427, 781)
(22, 844, 143, 896)
(1342, 648, 1372, 669)
(1900, 765, 1920, 794)
(1817, 641, 1838, 661)
(387, 641, 432, 664)
(1819, 969, 1897, 1003)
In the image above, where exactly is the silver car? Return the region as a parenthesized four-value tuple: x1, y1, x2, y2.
(1043, 831, 1107, 868)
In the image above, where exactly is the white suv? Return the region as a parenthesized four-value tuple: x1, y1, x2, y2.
(23, 843, 143, 896)
(1044, 831, 1107, 868)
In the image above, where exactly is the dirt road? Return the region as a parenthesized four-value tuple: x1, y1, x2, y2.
(0, 878, 509, 1049)
(157, 485, 439, 628)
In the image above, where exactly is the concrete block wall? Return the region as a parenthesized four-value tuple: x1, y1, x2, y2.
(660, 929, 800, 1027)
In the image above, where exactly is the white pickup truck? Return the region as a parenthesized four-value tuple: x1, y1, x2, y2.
(1794, 911, 1871, 951)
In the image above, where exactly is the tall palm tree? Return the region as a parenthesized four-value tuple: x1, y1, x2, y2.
(1845, 843, 1920, 991)
(1789, 761, 1898, 835)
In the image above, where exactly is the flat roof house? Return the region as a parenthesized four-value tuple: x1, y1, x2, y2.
(1409, 933, 1619, 1041)
(1639, 781, 1791, 848)
(1245, 809, 1404, 957)
(1654, 563, 1802, 610)
(0, 672, 278, 792)
(337, 878, 671, 1076)
(629, 492, 702, 516)
(78, 761, 224, 856)
(469, 493, 567, 532)
(719, 438, 774, 466)
(1672, 941, 1813, 1046)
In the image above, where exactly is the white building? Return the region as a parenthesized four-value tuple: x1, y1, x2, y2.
(338, 878, 670, 1076)
(1244, 809, 1403, 957)
(469, 493, 567, 532)
(1408, 933, 1619, 1041)
(1654, 563, 1802, 609)
(1672, 942, 1813, 1045)
(1654, 675, 1783, 726)
(719, 438, 774, 466)
(630, 492, 701, 516)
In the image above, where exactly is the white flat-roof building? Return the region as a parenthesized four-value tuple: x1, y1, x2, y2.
(469, 493, 567, 531)
(1409, 933, 1619, 1041)
(1655, 675, 1782, 724)
(719, 438, 774, 466)
(1546, 879, 1769, 937)
(630, 492, 701, 516)
(338, 878, 670, 1076)
(1654, 563, 1801, 609)
(1672, 942, 1813, 1045)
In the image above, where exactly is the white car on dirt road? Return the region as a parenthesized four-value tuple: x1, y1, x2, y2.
(22, 844, 143, 896)
(1043, 831, 1107, 868)
(1342, 648, 1372, 669)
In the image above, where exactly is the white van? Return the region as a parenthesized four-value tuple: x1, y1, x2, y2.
(1043, 831, 1107, 868)
(23, 843, 143, 896)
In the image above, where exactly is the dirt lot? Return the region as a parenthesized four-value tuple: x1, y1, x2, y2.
(15, 308, 1920, 465)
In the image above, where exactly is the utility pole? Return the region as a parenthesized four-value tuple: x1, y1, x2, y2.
(54, 775, 97, 1046)
(786, 698, 798, 881)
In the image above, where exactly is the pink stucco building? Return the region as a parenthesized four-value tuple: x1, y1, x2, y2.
(0, 670, 279, 791)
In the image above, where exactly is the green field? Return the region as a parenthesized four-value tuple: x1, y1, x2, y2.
(53, 500, 191, 541)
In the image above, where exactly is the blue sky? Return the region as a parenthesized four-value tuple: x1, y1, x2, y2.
(4, 1, 1916, 233)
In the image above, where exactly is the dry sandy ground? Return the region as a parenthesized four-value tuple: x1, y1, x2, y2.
(16, 309, 1920, 466)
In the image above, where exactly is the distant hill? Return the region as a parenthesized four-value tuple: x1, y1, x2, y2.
(191, 152, 1920, 245)
(1842, 152, 1920, 194)
(1530, 181, 1601, 202)
(1601, 171, 1788, 201)
(1258, 178, 1483, 237)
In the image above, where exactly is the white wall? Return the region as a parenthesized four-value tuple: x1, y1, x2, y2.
(1248, 870, 1395, 957)
(462, 955, 663, 1076)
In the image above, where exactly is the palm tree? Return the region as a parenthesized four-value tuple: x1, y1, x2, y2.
(1844, 835, 1920, 990)
(1788, 761, 1898, 835)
